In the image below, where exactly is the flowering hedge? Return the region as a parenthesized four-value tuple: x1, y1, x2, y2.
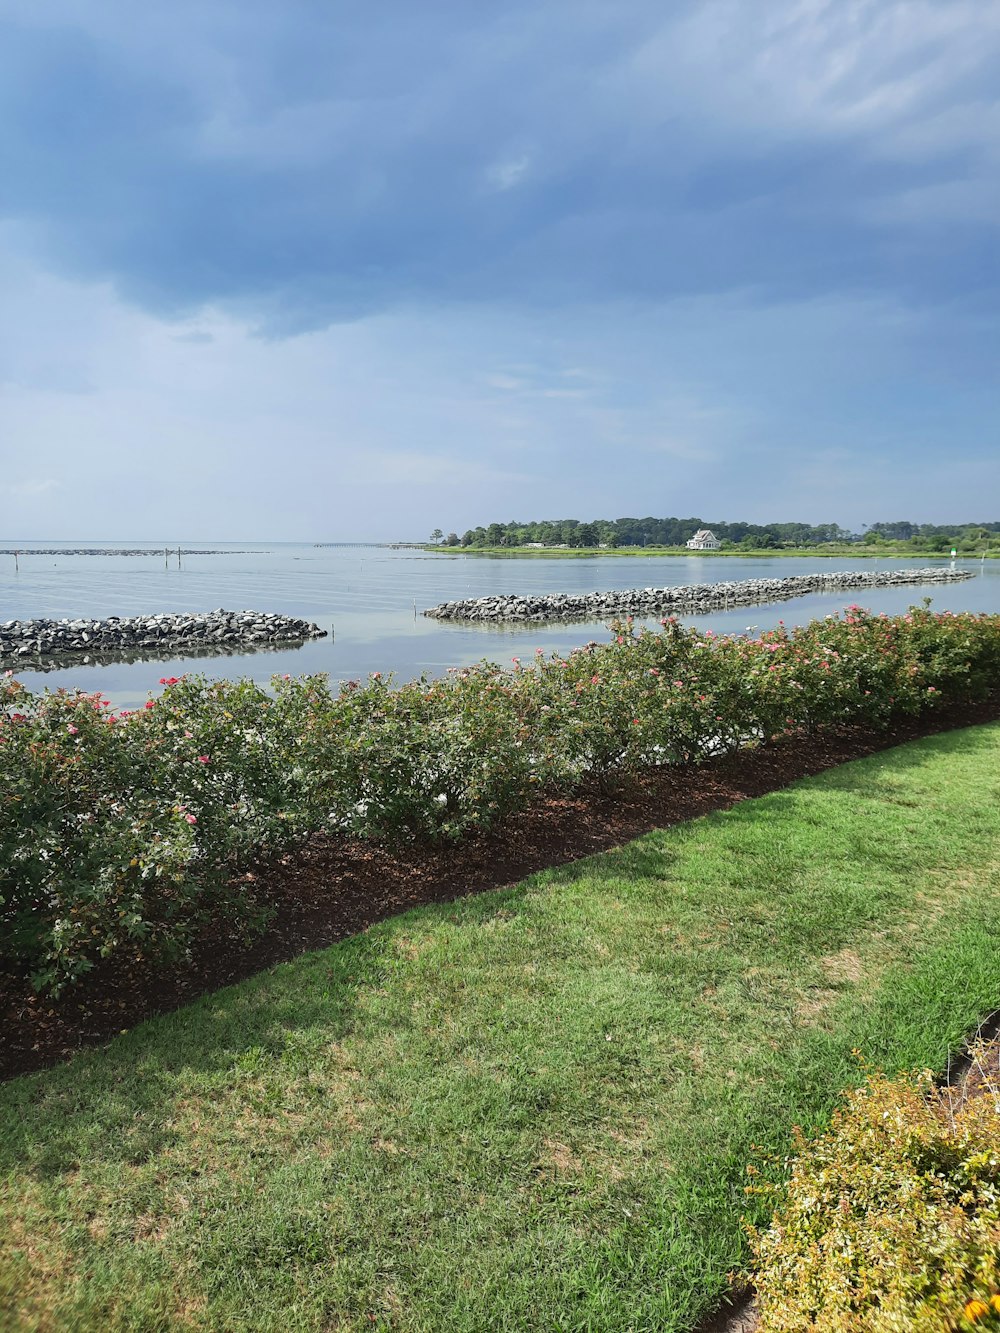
(2, 605, 999, 991)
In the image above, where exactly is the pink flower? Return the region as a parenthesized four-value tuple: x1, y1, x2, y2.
(159, 676, 181, 686)
(197, 754, 210, 763)
(184, 813, 197, 824)
(144, 700, 155, 710)
(68, 724, 79, 734)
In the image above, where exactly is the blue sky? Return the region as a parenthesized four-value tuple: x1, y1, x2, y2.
(1, 0, 997, 540)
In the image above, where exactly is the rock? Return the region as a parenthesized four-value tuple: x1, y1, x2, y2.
(423, 568, 975, 623)
(0, 611, 328, 663)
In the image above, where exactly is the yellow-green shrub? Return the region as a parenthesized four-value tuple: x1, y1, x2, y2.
(751, 1054, 1000, 1330)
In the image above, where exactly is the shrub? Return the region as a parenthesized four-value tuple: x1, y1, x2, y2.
(2, 606, 999, 991)
(750, 1053, 1000, 1330)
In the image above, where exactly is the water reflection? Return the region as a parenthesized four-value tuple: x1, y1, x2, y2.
(2, 637, 312, 675)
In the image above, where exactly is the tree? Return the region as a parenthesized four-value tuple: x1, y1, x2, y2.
(429, 529, 444, 545)
(445, 532, 460, 546)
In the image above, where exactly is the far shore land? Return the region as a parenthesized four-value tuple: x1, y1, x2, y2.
(419, 542, 1000, 559)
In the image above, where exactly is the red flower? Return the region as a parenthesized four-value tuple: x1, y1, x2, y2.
(144, 700, 155, 710)
(197, 755, 210, 763)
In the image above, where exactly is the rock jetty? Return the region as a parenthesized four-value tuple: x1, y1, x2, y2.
(0, 610, 327, 661)
(424, 567, 974, 623)
(1, 548, 249, 557)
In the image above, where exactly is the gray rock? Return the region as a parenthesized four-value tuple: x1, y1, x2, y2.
(423, 568, 975, 623)
(0, 610, 328, 663)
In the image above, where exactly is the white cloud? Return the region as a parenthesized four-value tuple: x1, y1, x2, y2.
(484, 152, 532, 191)
(0, 232, 995, 539)
(624, 0, 1000, 158)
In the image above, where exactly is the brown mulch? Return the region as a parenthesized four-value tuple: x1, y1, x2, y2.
(3, 698, 1000, 1085)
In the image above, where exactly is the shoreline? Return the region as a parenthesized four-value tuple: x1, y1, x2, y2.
(421, 545, 999, 560)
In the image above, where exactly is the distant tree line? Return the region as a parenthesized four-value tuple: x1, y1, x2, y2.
(427, 518, 1000, 551)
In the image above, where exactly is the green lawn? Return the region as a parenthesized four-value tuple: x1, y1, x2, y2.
(3, 725, 1000, 1331)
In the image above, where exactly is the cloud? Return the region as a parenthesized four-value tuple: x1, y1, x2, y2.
(484, 152, 532, 192)
(0, 1, 996, 330)
(0, 3, 997, 537)
(634, 0, 1000, 149)
(0, 254, 995, 537)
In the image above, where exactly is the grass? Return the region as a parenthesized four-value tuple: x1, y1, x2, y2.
(3, 724, 1000, 1331)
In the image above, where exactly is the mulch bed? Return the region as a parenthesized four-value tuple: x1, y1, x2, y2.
(3, 698, 1000, 1084)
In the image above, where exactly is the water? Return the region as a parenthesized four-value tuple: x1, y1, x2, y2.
(2, 543, 998, 708)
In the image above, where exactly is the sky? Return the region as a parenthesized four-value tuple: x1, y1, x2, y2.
(0, 0, 998, 541)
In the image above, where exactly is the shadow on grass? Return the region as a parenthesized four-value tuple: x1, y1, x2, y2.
(2, 723, 998, 1182)
(0, 887, 531, 1179)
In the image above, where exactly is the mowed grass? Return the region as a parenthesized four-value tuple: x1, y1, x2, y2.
(3, 727, 1000, 1332)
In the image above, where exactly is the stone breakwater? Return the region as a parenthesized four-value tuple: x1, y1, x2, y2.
(1, 548, 250, 557)
(0, 610, 327, 661)
(424, 567, 974, 623)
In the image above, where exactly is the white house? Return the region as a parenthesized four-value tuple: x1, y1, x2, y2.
(686, 528, 721, 550)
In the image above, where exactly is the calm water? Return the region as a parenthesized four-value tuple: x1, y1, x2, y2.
(2, 543, 998, 708)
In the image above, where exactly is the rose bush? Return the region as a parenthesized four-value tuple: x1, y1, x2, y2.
(2, 606, 999, 991)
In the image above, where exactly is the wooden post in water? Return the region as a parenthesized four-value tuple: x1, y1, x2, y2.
(164, 547, 169, 568)
(177, 547, 182, 569)
(13, 550, 18, 573)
